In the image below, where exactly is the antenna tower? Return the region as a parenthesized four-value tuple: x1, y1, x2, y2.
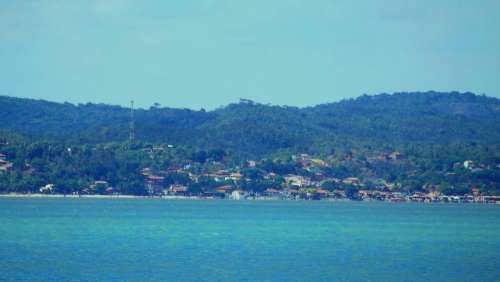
(129, 100, 135, 144)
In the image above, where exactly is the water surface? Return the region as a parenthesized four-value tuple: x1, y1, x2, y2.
(1, 198, 499, 281)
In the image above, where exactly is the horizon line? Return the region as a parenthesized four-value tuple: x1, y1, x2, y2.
(0, 90, 493, 111)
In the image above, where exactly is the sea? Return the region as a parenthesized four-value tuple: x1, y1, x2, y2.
(0, 198, 499, 282)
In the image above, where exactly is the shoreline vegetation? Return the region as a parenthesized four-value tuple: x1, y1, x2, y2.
(0, 92, 499, 202)
(0, 193, 191, 200)
(1, 193, 499, 204)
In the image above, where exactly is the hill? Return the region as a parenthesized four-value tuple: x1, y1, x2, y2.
(0, 91, 499, 196)
(0, 91, 499, 156)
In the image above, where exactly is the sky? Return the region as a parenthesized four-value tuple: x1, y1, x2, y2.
(1, 0, 499, 109)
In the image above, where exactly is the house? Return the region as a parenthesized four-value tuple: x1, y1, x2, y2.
(93, 180, 109, 187)
(216, 185, 233, 194)
(378, 152, 402, 161)
(409, 192, 427, 202)
(40, 184, 55, 194)
(229, 172, 242, 181)
(213, 170, 231, 182)
(358, 190, 374, 200)
(0, 157, 11, 173)
(389, 192, 407, 202)
(285, 175, 311, 188)
(463, 194, 475, 203)
(152, 146, 165, 152)
(141, 167, 153, 176)
(147, 175, 165, 182)
(313, 189, 329, 199)
(329, 190, 346, 199)
(166, 166, 183, 173)
(389, 151, 402, 161)
(472, 188, 480, 197)
(264, 188, 281, 198)
(311, 159, 327, 167)
(89, 181, 110, 194)
(343, 177, 361, 186)
(482, 196, 500, 204)
(230, 190, 242, 200)
(280, 188, 298, 199)
(202, 191, 225, 199)
(188, 173, 199, 182)
(371, 191, 389, 201)
(299, 154, 311, 160)
(146, 175, 165, 195)
(285, 188, 299, 195)
(169, 184, 188, 196)
(464, 160, 475, 169)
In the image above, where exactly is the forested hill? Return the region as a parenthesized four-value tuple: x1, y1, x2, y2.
(0, 91, 499, 156)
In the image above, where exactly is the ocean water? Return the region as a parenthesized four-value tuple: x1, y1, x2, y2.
(0, 199, 499, 282)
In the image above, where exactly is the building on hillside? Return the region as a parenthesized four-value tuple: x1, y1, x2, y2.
(343, 177, 361, 186)
(213, 170, 231, 182)
(389, 151, 402, 161)
(141, 167, 153, 176)
(463, 160, 475, 169)
(0, 153, 10, 167)
(229, 172, 242, 181)
(311, 159, 327, 167)
(216, 185, 233, 194)
(0, 158, 12, 173)
(285, 175, 311, 188)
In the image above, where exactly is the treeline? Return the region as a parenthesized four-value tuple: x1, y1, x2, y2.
(0, 91, 498, 195)
(0, 133, 498, 196)
(0, 136, 229, 195)
(0, 91, 499, 157)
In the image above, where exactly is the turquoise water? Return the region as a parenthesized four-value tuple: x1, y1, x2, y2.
(0, 199, 499, 282)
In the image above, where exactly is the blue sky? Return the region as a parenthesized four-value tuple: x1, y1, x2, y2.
(1, 0, 499, 109)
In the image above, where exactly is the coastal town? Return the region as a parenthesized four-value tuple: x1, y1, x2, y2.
(3, 147, 497, 204)
(139, 151, 499, 203)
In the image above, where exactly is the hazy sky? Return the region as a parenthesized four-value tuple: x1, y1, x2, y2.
(1, 0, 499, 109)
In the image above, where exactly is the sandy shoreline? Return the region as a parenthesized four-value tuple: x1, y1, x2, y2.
(0, 194, 293, 201)
(0, 193, 201, 200)
(0, 193, 340, 201)
(1, 193, 498, 204)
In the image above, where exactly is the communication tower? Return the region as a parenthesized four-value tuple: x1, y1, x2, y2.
(129, 100, 135, 144)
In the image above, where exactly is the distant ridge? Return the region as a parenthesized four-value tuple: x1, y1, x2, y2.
(0, 92, 499, 156)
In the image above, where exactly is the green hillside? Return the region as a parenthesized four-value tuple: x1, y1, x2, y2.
(0, 91, 498, 156)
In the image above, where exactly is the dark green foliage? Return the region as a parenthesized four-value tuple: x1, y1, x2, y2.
(1, 92, 498, 157)
(0, 92, 498, 195)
